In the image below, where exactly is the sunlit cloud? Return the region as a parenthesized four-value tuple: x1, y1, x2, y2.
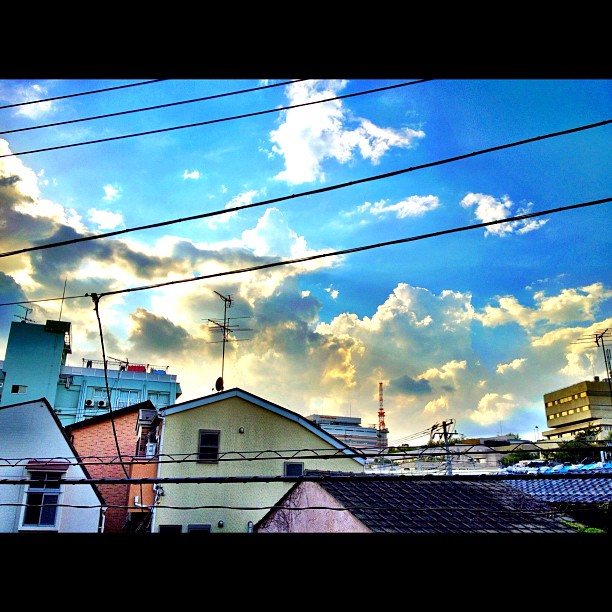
(461, 193, 548, 236)
(270, 79, 425, 185)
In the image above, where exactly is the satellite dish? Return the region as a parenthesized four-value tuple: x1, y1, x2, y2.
(215, 376, 224, 392)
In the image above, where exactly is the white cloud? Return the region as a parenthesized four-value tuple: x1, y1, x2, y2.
(468, 393, 518, 426)
(103, 184, 121, 201)
(207, 190, 259, 229)
(183, 170, 200, 180)
(359, 195, 440, 218)
(496, 358, 526, 374)
(87, 208, 124, 230)
(270, 79, 425, 185)
(476, 283, 612, 329)
(461, 193, 548, 236)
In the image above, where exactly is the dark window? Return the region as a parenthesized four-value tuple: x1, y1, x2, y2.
(284, 462, 304, 477)
(188, 524, 212, 533)
(11, 384, 27, 394)
(158, 524, 182, 533)
(22, 471, 62, 528)
(197, 430, 220, 463)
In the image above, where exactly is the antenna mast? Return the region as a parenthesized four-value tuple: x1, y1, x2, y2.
(206, 291, 251, 392)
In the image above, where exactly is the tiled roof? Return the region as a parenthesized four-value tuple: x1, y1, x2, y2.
(505, 475, 612, 503)
(308, 473, 593, 533)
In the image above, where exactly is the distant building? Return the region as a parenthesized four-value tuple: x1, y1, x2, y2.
(542, 377, 612, 441)
(306, 413, 388, 454)
(0, 319, 182, 426)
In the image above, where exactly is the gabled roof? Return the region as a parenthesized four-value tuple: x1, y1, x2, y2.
(0, 397, 106, 507)
(258, 473, 581, 533)
(160, 387, 367, 465)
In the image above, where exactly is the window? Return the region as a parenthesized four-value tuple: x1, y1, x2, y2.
(148, 391, 170, 408)
(188, 524, 212, 533)
(158, 525, 182, 533)
(284, 461, 304, 477)
(197, 430, 220, 463)
(22, 471, 63, 529)
(11, 384, 27, 394)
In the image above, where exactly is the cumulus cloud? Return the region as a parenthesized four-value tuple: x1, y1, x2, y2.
(496, 358, 526, 374)
(88, 208, 124, 230)
(183, 169, 200, 180)
(461, 193, 548, 236)
(270, 80, 425, 185)
(476, 283, 612, 329)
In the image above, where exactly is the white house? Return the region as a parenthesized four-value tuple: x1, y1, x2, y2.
(0, 397, 106, 533)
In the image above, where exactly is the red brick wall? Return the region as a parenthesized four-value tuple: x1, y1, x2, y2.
(70, 412, 140, 533)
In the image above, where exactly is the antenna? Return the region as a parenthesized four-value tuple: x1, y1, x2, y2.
(14, 305, 35, 323)
(206, 291, 252, 391)
(58, 278, 67, 321)
(572, 328, 612, 396)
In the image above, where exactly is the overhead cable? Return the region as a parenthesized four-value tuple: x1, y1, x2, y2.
(1, 118, 608, 260)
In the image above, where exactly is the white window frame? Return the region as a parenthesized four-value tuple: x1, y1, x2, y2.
(20, 470, 65, 531)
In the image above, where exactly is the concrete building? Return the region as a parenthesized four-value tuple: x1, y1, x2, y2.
(0, 319, 182, 426)
(306, 413, 388, 454)
(542, 376, 612, 441)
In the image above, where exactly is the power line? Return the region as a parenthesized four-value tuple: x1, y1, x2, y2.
(0, 79, 167, 110)
(0, 79, 429, 158)
(1, 118, 608, 260)
(0, 79, 307, 135)
(0, 196, 608, 308)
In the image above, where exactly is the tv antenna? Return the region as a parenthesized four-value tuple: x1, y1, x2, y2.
(14, 305, 35, 323)
(206, 291, 251, 392)
(572, 328, 612, 396)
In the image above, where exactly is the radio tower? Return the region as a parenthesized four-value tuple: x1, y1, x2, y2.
(378, 381, 386, 430)
(377, 381, 389, 451)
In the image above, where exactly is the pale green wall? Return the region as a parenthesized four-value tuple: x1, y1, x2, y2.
(154, 396, 363, 532)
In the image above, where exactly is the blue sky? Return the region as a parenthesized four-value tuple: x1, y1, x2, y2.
(0, 78, 610, 445)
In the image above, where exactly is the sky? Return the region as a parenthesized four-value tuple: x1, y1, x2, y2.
(0, 78, 610, 446)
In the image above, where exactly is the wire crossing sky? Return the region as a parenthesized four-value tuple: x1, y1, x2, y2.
(0, 78, 610, 445)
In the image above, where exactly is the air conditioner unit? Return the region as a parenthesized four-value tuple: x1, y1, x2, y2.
(85, 399, 93, 407)
(98, 400, 106, 407)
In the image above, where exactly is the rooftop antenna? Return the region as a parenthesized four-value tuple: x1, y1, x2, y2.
(14, 305, 35, 323)
(206, 291, 251, 392)
(58, 278, 67, 321)
(572, 328, 612, 397)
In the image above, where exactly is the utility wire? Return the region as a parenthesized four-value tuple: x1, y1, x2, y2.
(0, 196, 608, 308)
(1, 118, 608, 260)
(0, 79, 430, 158)
(0, 79, 167, 110)
(0, 79, 307, 135)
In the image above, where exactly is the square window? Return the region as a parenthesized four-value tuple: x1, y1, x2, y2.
(197, 430, 220, 463)
(284, 462, 304, 477)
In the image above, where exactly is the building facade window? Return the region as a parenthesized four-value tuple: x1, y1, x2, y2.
(21, 470, 64, 530)
(284, 461, 304, 477)
(197, 430, 220, 463)
(147, 391, 170, 408)
(11, 384, 27, 394)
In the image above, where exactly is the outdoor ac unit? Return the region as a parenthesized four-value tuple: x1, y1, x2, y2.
(85, 399, 93, 407)
(98, 400, 106, 407)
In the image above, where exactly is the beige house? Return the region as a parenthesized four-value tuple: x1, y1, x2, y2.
(152, 388, 366, 533)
